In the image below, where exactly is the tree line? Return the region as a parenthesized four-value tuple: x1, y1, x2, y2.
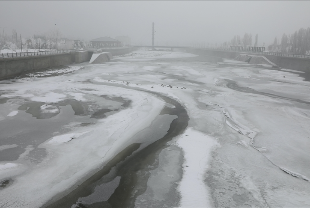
(0, 29, 88, 51)
(227, 27, 310, 55)
(229, 33, 259, 48)
(276, 27, 310, 55)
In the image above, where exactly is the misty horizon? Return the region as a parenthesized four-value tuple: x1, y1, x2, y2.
(1, 1, 310, 46)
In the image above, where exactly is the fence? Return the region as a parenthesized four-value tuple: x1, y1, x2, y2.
(0, 50, 72, 59)
(199, 47, 310, 59)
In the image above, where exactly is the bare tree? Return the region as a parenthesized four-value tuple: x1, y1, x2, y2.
(46, 29, 62, 49)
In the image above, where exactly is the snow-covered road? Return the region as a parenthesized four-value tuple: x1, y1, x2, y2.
(1, 49, 310, 207)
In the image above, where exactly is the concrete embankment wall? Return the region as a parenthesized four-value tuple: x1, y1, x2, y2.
(74, 51, 93, 63)
(89, 52, 113, 64)
(0, 48, 136, 80)
(236, 54, 277, 66)
(187, 48, 310, 72)
(263, 55, 310, 72)
(186, 48, 238, 59)
(0, 51, 92, 80)
(248, 55, 277, 66)
(235, 54, 251, 62)
(0, 53, 73, 80)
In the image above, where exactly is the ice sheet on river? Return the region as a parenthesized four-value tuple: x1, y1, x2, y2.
(1, 49, 310, 207)
(0, 68, 165, 207)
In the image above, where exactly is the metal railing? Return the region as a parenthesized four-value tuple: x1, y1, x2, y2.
(0, 50, 72, 59)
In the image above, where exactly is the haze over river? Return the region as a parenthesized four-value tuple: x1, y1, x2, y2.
(1, 49, 310, 207)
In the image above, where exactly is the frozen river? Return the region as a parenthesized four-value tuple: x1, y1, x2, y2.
(1, 49, 310, 207)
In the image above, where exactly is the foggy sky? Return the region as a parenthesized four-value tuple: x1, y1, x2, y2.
(1, 1, 310, 46)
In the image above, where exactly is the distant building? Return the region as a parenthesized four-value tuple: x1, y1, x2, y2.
(268, 44, 281, 53)
(73, 40, 85, 49)
(90, 37, 122, 48)
(230, 45, 265, 52)
(115, 36, 131, 46)
(247, 46, 266, 52)
(58, 38, 74, 50)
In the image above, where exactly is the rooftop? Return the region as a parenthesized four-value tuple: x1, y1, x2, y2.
(90, 37, 119, 42)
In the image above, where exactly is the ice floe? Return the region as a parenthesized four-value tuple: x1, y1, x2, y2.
(0, 72, 166, 207)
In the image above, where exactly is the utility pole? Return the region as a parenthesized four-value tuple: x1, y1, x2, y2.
(152, 22, 155, 50)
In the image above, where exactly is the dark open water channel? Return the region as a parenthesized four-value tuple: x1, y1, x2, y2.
(44, 87, 189, 208)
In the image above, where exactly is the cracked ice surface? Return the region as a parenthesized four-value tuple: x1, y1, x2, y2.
(1, 48, 310, 207)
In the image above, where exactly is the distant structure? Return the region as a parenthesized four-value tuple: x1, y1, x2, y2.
(248, 46, 265, 52)
(90, 37, 122, 48)
(115, 36, 131, 46)
(152, 22, 155, 50)
(58, 38, 74, 50)
(230, 45, 265, 52)
(73, 40, 85, 50)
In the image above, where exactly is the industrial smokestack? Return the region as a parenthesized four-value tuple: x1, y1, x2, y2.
(152, 22, 154, 50)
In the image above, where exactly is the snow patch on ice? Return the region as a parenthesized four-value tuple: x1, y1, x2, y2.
(31, 92, 66, 103)
(177, 128, 218, 208)
(165, 103, 175, 108)
(0, 144, 18, 151)
(47, 132, 89, 145)
(68, 92, 86, 101)
(18, 145, 34, 160)
(26, 66, 82, 78)
(280, 167, 310, 182)
(40, 104, 59, 114)
(143, 66, 158, 71)
(0, 163, 18, 171)
(7, 111, 18, 117)
(220, 107, 258, 140)
(281, 68, 305, 73)
(236, 140, 249, 148)
(171, 66, 201, 76)
(210, 103, 259, 141)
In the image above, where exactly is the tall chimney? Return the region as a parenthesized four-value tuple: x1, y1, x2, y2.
(152, 22, 154, 50)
